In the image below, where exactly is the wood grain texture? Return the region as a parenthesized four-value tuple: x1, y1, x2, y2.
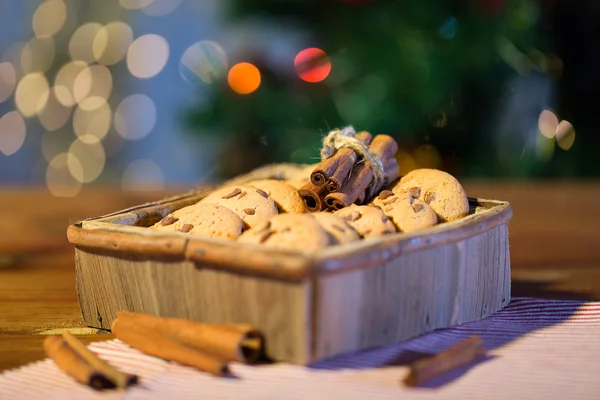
(312, 225, 510, 360)
(75, 248, 312, 363)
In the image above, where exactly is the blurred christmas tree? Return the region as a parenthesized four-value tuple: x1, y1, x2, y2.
(185, 0, 568, 180)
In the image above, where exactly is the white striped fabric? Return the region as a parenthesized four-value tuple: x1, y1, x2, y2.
(1, 298, 599, 399)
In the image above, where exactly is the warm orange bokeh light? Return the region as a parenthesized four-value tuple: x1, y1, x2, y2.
(294, 48, 331, 83)
(227, 62, 261, 94)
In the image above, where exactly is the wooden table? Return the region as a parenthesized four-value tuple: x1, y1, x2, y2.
(1, 182, 600, 372)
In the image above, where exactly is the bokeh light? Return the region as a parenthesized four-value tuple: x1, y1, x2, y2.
(93, 22, 134, 66)
(555, 120, 575, 150)
(119, 0, 153, 10)
(73, 100, 111, 142)
(68, 136, 106, 183)
(0, 111, 26, 156)
(33, 0, 67, 39)
(227, 62, 261, 94)
(142, 0, 182, 16)
(41, 131, 68, 162)
(180, 41, 228, 84)
(127, 34, 170, 79)
(396, 149, 418, 176)
(54, 61, 88, 107)
(114, 94, 157, 140)
(73, 64, 113, 109)
(538, 109, 559, 138)
(38, 88, 72, 131)
(413, 144, 442, 169)
(1, 42, 26, 80)
(438, 17, 458, 40)
(46, 153, 82, 197)
(294, 48, 332, 83)
(21, 38, 55, 74)
(0, 62, 16, 103)
(15, 72, 50, 117)
(121, 159, 165, 191)
(69, 23, 103, 64)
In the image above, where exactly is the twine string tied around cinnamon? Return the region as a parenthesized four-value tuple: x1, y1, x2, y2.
(320, 125, 385, 199)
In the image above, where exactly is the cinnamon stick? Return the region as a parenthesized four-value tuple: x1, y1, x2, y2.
(43, 335, 116, 390)
(403, 336, 487, 387)
(298, 181, 328, 212)
(369, 134, 398, 161)
(383, 156, 400, 185)
(111, 317, 229, 376)
(62, 332, 137, 389)
(115, 311, 263, 364)
(324, 163, 374, 210)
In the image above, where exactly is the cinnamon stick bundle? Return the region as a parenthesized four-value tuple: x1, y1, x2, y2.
(43, 334, 137, 390)
(111, 317, 229, 376)
(324, 163, 374, 210)
(403, 335, 487, 387)
(310, 131, 372, 189)
(115, 311, 263, 364)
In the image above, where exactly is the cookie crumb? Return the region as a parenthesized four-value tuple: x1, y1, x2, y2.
(244, 208, 256, 215)
(256, 189, 269, 198)
(160, 215, 179, 226)
(412, 203, 424, 213)
(222, 188, 242, 199)
(178, 224, 194, 233)
(379, 190, 394, 200)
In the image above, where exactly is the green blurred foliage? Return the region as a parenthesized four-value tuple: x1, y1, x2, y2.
(185, 0, 559, 179)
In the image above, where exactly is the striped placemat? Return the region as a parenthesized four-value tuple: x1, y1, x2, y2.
(1, 298, 599, 399)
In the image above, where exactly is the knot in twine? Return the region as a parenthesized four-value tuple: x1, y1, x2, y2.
(320, 125, 385, 199)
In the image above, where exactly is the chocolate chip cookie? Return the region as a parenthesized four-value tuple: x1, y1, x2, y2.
(245, 179, 306, 214)
(237, 213, 330, 252)
(371, 190, 437, 233)
(150, 203, 244, 240)
(333, 204, 396, 239)
(199, 185, 278, 229)
(392, 168, 469, 222)
(310, 212, 360, 245)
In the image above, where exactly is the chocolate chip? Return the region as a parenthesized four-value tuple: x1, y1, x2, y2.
(258, 230, 275, 243)
(379, 190, 394, 200)
(178, 224, 193, 233)
(244, 208, 256, 215)
(407, 187, 421, 198)
(222, 188, 241, 199)
(160, 215, 178, 226)
(256, 189, 268, 198)
(238, 191, 247, 199)
(412, 203, 424, 213)
(423, 191, 436, 204)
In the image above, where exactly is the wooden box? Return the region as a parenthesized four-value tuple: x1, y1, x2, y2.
(67, 164, 512, 364)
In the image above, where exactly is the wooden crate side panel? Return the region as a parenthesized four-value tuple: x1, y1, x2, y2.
(312, 224, 511, 361)
(75, 249, 312, 364)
